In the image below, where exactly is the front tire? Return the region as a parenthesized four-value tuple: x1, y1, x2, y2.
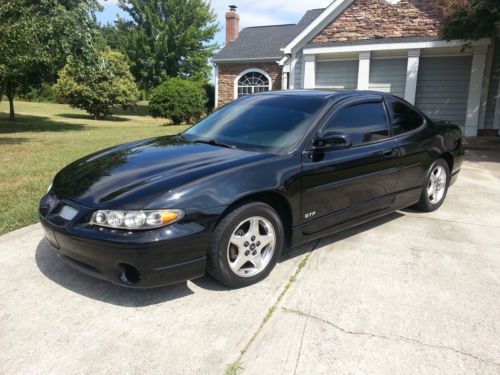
(207, 202, 284, 288)
(413, 158, 450, 212)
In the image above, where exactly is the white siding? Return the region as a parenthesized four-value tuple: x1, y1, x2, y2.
(369, 58, 407, 98)
(415, 56, 472, 125)
(315, 60, 358, 89)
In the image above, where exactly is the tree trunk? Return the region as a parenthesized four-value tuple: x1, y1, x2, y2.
(0, 80, 4, 105)
(8, 95, 15, 121)
(5, 81, 16, 121)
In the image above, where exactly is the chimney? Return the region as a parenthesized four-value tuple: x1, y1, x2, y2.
(225, 5, 239, 44)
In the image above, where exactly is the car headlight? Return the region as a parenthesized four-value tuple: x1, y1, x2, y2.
(90, 209, 184, 230)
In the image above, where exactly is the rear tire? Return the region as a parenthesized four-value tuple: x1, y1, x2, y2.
(413, 158, 450, 212)
(207, 202, 284, 288)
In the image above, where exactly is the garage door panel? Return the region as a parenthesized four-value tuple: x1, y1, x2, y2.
(415, 56, 472, 126)
(316, 60, 358, 89)
(369, 58, 407, 98)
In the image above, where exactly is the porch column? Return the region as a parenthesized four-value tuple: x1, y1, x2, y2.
(214, 64, 219, 108)
(303, 54, 316, 89)
(290, 52, 297, 89)
(357, 52, 370, 90)
(465, 45, 488, 137)
(282, 62, 290, 90)
(404, 49, 420, 104)
(494, 79, 500, 132)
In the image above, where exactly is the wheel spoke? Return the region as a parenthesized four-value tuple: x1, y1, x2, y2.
(251, 255, 262, 270)
(248, 217, 260, 237)
(259, 233, 274, 250)
(230, 235, 246, 250)
(427, 184, 435, 196)
(229, 254, 247, 272)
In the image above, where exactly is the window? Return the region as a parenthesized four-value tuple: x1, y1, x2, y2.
(184, 94, 326, 153)
(386, 98, 424, 135)
(325, 102, 389, 145)
(237, 71, 270, 98)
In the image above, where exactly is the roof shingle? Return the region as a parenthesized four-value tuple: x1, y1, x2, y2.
(212, 8, 324, 62)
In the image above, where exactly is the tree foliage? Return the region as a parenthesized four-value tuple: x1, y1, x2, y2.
(442, 0, 500, 41)
(54, 50, 139, 119)
(112, 0, 219, 90)
(148, 78, 207, 124)
(0, 0, 102, 120)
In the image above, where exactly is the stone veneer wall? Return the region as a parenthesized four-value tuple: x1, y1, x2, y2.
(217, 62, 282, 107)
(312, 0, 447, 43)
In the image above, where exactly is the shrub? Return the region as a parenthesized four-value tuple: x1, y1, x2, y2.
(148, 78, 207, 125)
(20, 83, 56, 103)
(54, 50, 139, 119)
(203, 82, 215, 113)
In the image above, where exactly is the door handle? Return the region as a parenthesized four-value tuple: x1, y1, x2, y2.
(380, 148, 396, 157)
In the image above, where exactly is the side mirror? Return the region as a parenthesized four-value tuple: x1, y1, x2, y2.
(312, 131, 352, 151)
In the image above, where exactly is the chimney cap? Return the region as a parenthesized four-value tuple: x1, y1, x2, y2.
(229, 5, 237, 11)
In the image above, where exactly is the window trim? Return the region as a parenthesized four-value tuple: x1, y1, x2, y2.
(384, 96, 426, 138)
(313, 95, 393, 149)
(233, 68, 273, 100)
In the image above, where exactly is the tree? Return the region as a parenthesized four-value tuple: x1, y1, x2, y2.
(113, 0, 219, 90)
(0, 0, 102, 120)
(442, 0, 500, 41)
(148, 78, 206, 124)
(54, 50, 139, 119)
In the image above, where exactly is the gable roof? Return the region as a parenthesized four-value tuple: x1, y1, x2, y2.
(212, 8, 324, 63)
(282, 0, 355, 54)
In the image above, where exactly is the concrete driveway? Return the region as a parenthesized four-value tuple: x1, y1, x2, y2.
(1, 150, 499, 375)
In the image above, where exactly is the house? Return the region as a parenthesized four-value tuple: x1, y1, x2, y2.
(212, 1, 500, 137)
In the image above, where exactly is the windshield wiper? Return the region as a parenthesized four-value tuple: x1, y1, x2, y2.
(194, 139, 236, 149)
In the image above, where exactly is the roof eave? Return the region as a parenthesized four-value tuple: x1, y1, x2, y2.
(211, 57, 282, 64)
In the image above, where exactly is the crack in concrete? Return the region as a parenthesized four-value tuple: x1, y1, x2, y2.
(293, 292, 312, 375)
(282, 307, 500, 368)
(225, 239, 321, 374)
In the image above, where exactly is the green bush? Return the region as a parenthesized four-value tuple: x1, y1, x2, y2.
(148, 78, 207, 125)
(203, 82, 215, 113)
(54, 50, 139, 119)
(19, 83, 57, 103)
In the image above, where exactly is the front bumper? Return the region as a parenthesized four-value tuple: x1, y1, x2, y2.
(39, 193, 211, 288)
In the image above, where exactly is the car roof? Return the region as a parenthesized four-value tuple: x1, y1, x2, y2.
(254, 89, 390, 101)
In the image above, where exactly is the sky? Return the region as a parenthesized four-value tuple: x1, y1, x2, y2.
(96, 0, 333, 48)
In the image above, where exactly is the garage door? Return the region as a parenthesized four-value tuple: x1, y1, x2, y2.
(369, 58, 407, 98)
(415, 56, 472, 126)
(316, 60, 358, 89)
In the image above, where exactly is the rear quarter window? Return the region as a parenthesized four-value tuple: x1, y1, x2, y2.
(386, 98, 424, 135)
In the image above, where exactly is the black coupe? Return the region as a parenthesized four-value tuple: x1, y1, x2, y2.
(39, 90, 464, 288)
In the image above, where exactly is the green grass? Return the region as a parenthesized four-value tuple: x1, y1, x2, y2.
(0, 101, 188, 235)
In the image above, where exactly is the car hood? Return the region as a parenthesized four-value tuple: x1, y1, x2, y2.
(53, 135, 272, 208)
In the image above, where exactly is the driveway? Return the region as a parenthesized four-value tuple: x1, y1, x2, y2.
(1, 150, 499, 375)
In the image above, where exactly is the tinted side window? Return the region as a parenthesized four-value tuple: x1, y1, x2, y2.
(325, 102, 389, 145)
(387, 98, 424, 135)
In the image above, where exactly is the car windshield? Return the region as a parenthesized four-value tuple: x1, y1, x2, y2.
(183, 94, 327, 153)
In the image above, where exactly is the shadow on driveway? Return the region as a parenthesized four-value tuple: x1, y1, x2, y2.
(35, 212, 404, 306)
(35, 239, 196, 307)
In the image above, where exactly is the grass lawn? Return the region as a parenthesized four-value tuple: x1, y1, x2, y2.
(0, 101, 188, 235)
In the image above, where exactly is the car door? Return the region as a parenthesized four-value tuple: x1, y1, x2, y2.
(384, 97, 432, 208)
(301, 95, 400, 235)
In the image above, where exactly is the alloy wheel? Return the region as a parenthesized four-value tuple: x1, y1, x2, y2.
(227, 216, 276, 277)
(427, 165, 447, 204)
